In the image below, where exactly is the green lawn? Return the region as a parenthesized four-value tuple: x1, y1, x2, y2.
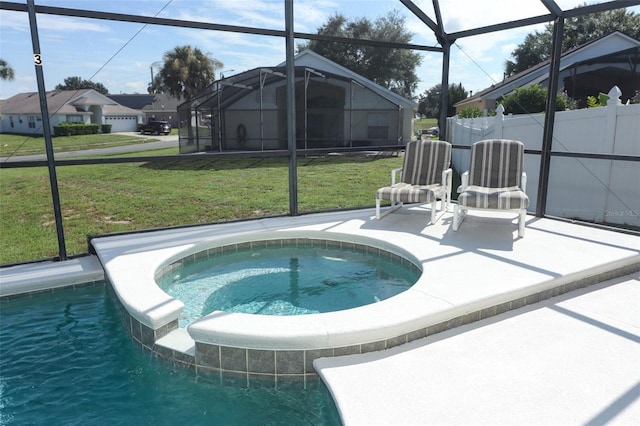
(0, 154, 405, 264)
(414, 118, 438, 132)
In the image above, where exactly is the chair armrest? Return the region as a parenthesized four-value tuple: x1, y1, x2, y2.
(521, 172, 527, 192)
(442, 168, 452, 188)
(458, 171, 469, 193)
(391, 168, 403, 185)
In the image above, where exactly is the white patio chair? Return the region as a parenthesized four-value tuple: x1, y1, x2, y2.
(376, 140, 452, 224)
(453, 139, 529, 237)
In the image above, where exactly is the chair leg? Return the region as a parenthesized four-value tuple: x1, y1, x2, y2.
(518, 210, 526, 237)
(376, 199, 402, 220)
(430, 201, 436, 224)
(453, 204, 460, 231)
(445, 189, 451, 212)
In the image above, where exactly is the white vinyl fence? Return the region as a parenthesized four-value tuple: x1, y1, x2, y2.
(447, 86, 640, 227)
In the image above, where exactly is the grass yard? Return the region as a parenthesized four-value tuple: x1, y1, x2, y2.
(414, 117, 438, 132)
(0, 154, 406, 264)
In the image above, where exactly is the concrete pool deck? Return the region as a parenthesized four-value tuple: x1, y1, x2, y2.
(315, 272, 640, 425)
(1, 206, 638, 422)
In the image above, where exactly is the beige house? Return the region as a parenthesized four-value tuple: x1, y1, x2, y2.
(1, 89, 144, 134)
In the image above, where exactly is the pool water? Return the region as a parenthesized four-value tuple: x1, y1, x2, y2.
(0, 284, 341, 425)
(157, 244, 419, 326)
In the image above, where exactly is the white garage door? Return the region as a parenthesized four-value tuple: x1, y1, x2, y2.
(105, 116, 138, 133)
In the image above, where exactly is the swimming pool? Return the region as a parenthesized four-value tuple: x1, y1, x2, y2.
(0, 284, 341, 425)
(157, 241, 420, 326)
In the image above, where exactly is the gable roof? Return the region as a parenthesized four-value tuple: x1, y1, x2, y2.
(182, 50, 418, 112)
(284, 50, 417, 109)
(182, 65, 352, 111)
(456, 31, 640, 107)
(2, 89, 141, 116)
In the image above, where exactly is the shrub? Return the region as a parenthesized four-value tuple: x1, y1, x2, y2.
(101, 124, 112, 134)
(587, 93, 610, 108)
(53, 122, 100, 136)
(458, 107, 483, 118)
(500, 84, 576, 114)
(586, 96, 600, 108)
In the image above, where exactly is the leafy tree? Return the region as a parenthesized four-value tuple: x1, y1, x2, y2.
(499, 84, 574, 114)
(0, 58, 14, 80)
(299, 11, 422, 99)
(148, 74, 168, 95)
(418, 83, 468, 118)
(505, 7, 640, 76)
(158, 45, 223, 100)
(55, 76, 109, 94)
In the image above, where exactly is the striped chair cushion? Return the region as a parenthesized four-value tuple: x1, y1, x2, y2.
(402, 140, 451, 185)
(377, 140, 451, 206)
(457, 185, 529, 209)
(459, 139, 529, 210)
(376, 183, 445, 204)
(468, 139, 524, 188)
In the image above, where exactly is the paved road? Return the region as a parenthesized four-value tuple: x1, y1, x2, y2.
(1, 133, 178, 162)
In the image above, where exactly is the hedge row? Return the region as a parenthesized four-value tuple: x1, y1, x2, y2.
(53, 123, 112, 136)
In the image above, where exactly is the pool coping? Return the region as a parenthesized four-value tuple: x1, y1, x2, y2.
(0, 255, 104, 298)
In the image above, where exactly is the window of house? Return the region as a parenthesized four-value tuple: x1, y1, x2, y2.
(28, 115, 36, 129)
(367, 112, 389, 139)
(66, 115, 83, 123)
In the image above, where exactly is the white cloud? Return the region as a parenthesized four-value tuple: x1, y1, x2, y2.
(37, 14, 110, 33)
(0, 10, 29, 32)
(294, 0, 340, 32)
(171, 0, 285, 30)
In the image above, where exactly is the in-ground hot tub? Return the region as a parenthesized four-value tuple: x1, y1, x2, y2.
(100, 229, 460, 384)
(156, 236, 421, 323)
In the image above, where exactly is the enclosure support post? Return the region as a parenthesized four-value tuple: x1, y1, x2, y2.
(304, 70, 309, 151)
(537, 16, 564, 217)
(217, 84, 223, 152)
(27, 0, 67, 261)
(439, 40, 451, 142)
(349, 81, 354, 147)
(285, 0, 297, 215)
(260, 71, 267, 150)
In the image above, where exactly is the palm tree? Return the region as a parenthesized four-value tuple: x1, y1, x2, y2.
(0, 58, 15, 81)
(159, 46, 223, 100)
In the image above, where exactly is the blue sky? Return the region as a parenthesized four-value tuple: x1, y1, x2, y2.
(1, 0, 637, 100)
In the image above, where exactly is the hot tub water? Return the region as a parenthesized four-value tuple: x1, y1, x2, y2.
(157, 242, 420, 327)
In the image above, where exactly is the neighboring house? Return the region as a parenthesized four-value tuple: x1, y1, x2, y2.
(107, 93, 181, 127)
(455, 31, 640, 114)
(178, 49, 417, 153)
(0, 89, 144, 134)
